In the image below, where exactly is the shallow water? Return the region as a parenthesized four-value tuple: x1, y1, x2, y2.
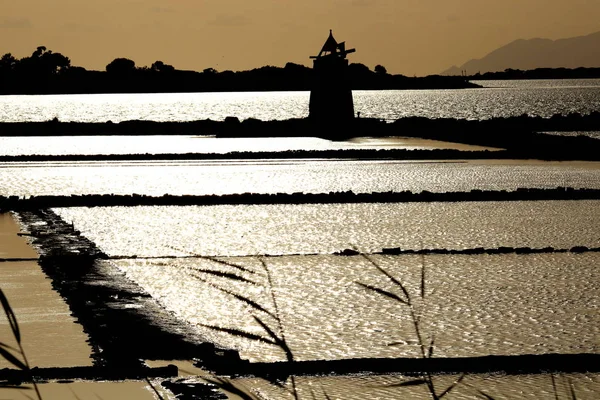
(2, 159, 600, 197)
(542, 131, 600, 140)
(1, 79, 600, 122)
(53, 201, 600, 257)
(104, 252, 600, 363)
(234, 373, 600, 400)
(2, 81, 599, 398)
(0, 135, 492, 157)
(52, 201, 600, 363)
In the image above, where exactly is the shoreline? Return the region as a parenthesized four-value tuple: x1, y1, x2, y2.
(0, 213, 93, 370)
(0, 212, 222, 399)
(2, 113, 600, 162)
(2, 187, 599, 211)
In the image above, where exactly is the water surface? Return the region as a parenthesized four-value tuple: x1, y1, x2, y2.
(1, 79, 599, 122)
(53, 201, 600, 257)
(103, 253, 600, 363)
(2, 159, 599, 197)
(0, 135, 490, 157)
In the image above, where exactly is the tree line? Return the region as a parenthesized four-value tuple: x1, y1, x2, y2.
(0, 46, 476, 94)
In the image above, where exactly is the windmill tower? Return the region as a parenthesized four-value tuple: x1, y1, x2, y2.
(309, 30, 356, 125)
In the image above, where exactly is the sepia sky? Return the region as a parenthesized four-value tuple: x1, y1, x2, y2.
(1, 0, 599, 76)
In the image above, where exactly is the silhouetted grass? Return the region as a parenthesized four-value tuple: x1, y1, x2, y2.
(0, 288, 42, 399)
(355, 250, 465, 399)
(356, 251, 589, 400)
(189, 255, 300, 399)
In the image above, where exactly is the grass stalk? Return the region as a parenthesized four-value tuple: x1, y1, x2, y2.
(356, 251, 469, 400)
(192, 256, 299, 399)
(0, 288, 42, 399)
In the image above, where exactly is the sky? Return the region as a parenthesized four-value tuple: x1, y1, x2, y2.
(1, 0, 599, 76)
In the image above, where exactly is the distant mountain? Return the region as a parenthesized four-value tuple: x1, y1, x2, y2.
(442, 30, 600, 75)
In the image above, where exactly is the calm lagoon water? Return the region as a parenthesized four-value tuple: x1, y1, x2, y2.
(0, 135, 491, 157)
(51, 201, 600, 364)
(1, 79, 600, 122)
(53, 201, 600, 258)
(3, 81, 600, 398)
(101, 253, 599, 363)
(237, 373, 600, 400)
(2, 159, 600, 197)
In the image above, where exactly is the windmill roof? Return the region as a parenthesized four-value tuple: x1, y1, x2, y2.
(320, 30, 339, 54)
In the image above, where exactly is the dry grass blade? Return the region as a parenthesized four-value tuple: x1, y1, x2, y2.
(67, 386, 83, 400)
(427, 335, 435, 359)
(357, 252, 412, 303)
(253, 316, 283, 346)
(0, 346, 27, 370)
(252, 315, 295, 362)
(477, 390, 497, 400)
(253, 315, 295, 365)
(198, 323, 277, 345)
(356, 282, 407, 304)
(438, 373, 465, 398)
(387, 340, 416, 346)
(551, 374, 559, 400)
(0, 290, 41, 400)
(201, 256, 257, 275)
(191, 269, 258, 285)
(165, 245, 256, 274)
(0, 289, 21, 343)
(144, 377, 165, 400)
(568, 378, 578, 400)
(192, 276, 276, 319)
(0, 341, 19, 352)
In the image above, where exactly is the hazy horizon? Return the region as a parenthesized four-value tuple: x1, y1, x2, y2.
(2, 0, 600, 76)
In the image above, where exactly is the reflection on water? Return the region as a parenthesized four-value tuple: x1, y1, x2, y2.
(2, 159, 600, 197)
(53, 201, 600, 257)
(2, 83, 599, 398)
(1, 82, 600, 122)
(0, 135, 490, 157)
(52, 201, 600, 366)
(542, 131, 600, 140)
(234, 373, 600, 400)
(105, 253, 600, 363)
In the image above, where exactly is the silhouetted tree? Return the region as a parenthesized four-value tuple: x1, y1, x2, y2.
(348, 63, 372, 76)
(106, 58, 136, 74)
(284, 62, 309, 72)
(374, 64, 388, 75)
(43, 51, 71, 74)
(18, 46, 70, 75)
(0, 53, 17, 72)
(151, 60, 175, 73)
(31, 46, 47, 58)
